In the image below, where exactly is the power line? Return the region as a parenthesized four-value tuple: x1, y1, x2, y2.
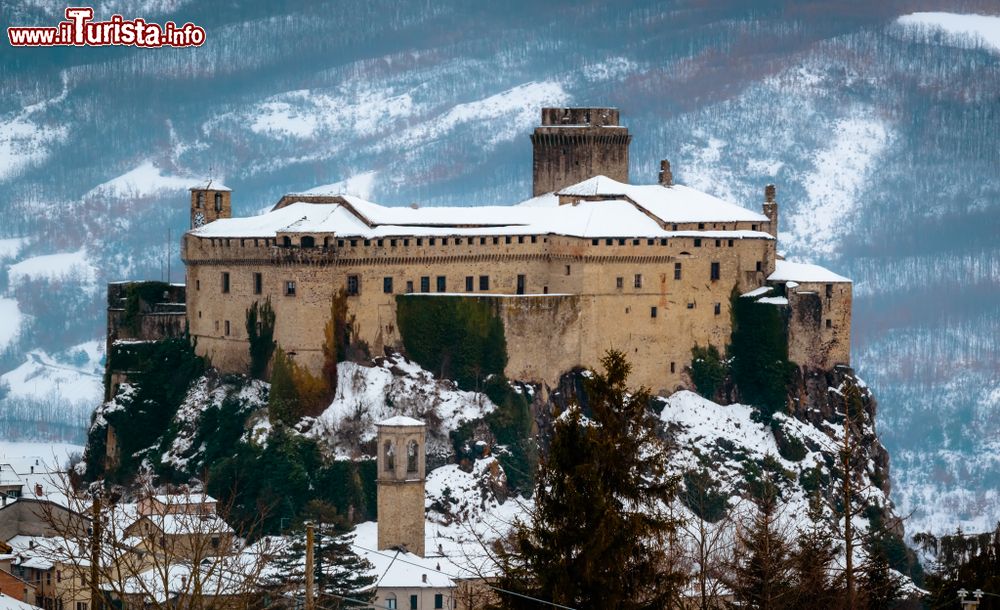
(353, 543, 578, 610)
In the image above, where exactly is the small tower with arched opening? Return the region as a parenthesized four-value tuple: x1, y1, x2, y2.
(376, 416, 426, 556)
(189, 181, 232, 229)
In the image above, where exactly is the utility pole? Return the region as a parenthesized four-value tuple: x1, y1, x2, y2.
(90, 493, 101, 610)
(305, 521, 315, 610)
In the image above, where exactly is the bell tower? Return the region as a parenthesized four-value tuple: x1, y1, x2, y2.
(530, 107, 631, 196)
(376, 416, 426, 556)
(189, 182, 232, 229)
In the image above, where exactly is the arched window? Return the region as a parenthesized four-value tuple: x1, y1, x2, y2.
(300, 236, 315, 248)
(281, 236, 291, 247)
(196, 192, 205, 208)
(214, 193, 222, 212)
(383, 441, 395, 471)
(407, 440, 419, 473)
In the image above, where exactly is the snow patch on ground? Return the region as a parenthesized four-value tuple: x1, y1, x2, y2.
(0, 340, 103, 406)
(782, 114, 890, 257)
(7, 249, 97, 287)
(0, 238, 28, 261)
(897, 12, 1000, 53)
(86, 160, 205, 199)
(303, 171, 378, 200)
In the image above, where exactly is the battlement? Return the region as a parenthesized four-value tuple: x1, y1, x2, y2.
(539, 107, 620, 127)
(531, 107, 631, 195)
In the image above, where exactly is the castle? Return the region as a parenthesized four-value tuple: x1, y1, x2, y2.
(175, 107, 851, 395)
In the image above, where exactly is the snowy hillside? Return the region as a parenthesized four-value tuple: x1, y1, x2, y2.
(0, 1, 997, 536)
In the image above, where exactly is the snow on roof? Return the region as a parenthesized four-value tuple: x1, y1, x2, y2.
(189, 180, 231, 192)
(0, 593, 43, 610)
(741, 286, 772, 298)
(190, 176, 772, 240)
(768, 260, 851, 284)
(351, 522, 454, 590)
(137, 513, 234, 535)
(149, 493, 217, 505)
(377, 416, 425, 427)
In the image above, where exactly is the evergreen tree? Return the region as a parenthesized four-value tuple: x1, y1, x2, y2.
(858, 526, 905, 609)
(268, 347, 300, 426)
(271, 501, 376, 607)
(491, 350, 684, 609)
(789, 493, 840, 607)
(728, 481, 793, 610)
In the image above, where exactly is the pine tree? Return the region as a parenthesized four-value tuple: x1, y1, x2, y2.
(728, 480, 793, 610)
(271, 501, 376, 608)
(268, 347, 300, 426)
(492, 350, 684, 609)
(858, 526, 905, 609)
(789, 493, 840, 607)
(246, 298, 276, 380)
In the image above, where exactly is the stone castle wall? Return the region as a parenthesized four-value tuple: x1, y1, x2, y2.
(182, 229, 784, 393)
(787, 280, 852, 370)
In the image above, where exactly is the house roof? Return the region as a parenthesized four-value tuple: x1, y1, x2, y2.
(0, 592, 43, 610)
(189, 176, 772, 241)
(377, 416, 425, 427)
(768, 260, 851, 284)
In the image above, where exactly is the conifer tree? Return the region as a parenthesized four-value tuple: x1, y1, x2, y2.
(789, 493, 840, 607)
(268, 347, 300, 426)
(491, 350, 684, 609)
(270, 500, 376, 607)
(727, 480, 793, 610)
(246, 298, 276, 380)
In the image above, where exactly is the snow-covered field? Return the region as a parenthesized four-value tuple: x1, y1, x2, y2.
(85, 160, 204, 199)
(7, 249, 98, 287)
(0, 440, 83, 468)
(897, 12, 1000, 53)
(0, 340, 104, 406)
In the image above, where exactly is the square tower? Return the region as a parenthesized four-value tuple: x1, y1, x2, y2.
(530, 107, 631, 196)
(376, 416, 426, 557)
(190, 182, 232, 229)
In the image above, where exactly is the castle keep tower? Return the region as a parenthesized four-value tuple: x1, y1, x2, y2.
(530, 107, 631, 196)
(189, 183, 232, 229)
(376, 416, 426, 556)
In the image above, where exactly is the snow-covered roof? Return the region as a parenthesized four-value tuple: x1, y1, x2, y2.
(768, 260, 851, 284)
(189, 176, 772, 240)
(377, 416, 425, 427)
(148, 493, 217, 505)
(134, 513, 233, 536)
(0, 593, 43, 610)
(189, 181, 231, 192)
(350, 522, 454, 590)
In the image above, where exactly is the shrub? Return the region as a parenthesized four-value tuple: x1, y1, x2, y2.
(689, 344, 727, 399)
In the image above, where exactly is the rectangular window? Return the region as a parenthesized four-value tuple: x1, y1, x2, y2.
(674, 263, 682, 280)
(715, 239, 721, 247)
(403, 238, 409, 246)
(505, 236, 512, 244)
(714, 302, 721, 316)
(605, 238, 613, 246)
(434, 594, 443, 609)
(416, 238, 423, 246)
(390, 239, 397, 247)
(694, 238, 702, 247)
(383, 277, 393, 294)
(456, 238, 462, 245)
(756, 261, 763, 272)
(465, 276, 474, 292)
(592, 239, 599, 246)
(618, 238, 625, 246)
(224, 321, 230, 336)
(565, 265, 571, 276)
(410, 595, 417, 610)
(347, 275, 360, 296)
(670, 362, 676, 374)
(436, 276, 446, 292)
(480, 237, 486, 245)
(253, 272, 262, 295)
(518, 236, 524, 244)
(710, 262, 720, 281)
(826, 284, 833, 298)
(420, 277, 430, 292)
(221, 272, 230, 293)
(387, 600, 396, 610)
(351, 239, 357, 247)
(634, 274, 642, 288)
(516, 274, 526, 295)
(650, 306, 657, 318)
(632, 238, 640, 246)
(285, 281, 296, 297)
(616, 277, 624, 289)
(728, 239, 734, 247)
(377, 239, 384, 247)
(826, 319, 833, 328)
(687, 302, 695, 309)
(660, 238, 668, 246)
(479, 275, 489, 291)
(531, 235, 537, 243)
(429, 238, 436, 246)
(196, 279, 200, 291)
(406, 280, 414, 293)
(698, 223, 705, 230)
(752, 224, 758, 231)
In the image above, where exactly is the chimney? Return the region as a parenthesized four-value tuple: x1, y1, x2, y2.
(763, 184, 778, 239)
(34, 484, 42, 497)
(658, 160, 673, 187)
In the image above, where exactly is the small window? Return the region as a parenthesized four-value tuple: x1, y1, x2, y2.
(710, 262, 720, 281)
(694, 238, 702, 247)
(605, 238, 613, 246)
(592, 239, 599, 246)
(616, 277, 624, 289)
(479, 275, 489, 291)
(429, 238, 436, 246)
(518, 236, 524, 244)
(516, 274, 526, 295)
(714, 302, 721, 316)
(285, 281, 296, 297)
(301, 236, 315, 248)
(674, 263, 682, 280)
(436, 276, 446, 292)
(752, 224, 758, 231)
(434, 594, 443, 609)
(687, 302, 695, 309)
(364, 239, 371, 246)
(196, 192, 205, 208)
(351, 239, 357, 247)
(442, 238, 448, 245)
(390, 239, 398, 247)
(650, 306, 657, 318)
(407, 440, 419, 473)
(660, 238, 668, 246)
(416, 238, 423, 246)
(480, 237, 486, 245)
(465, 276, 474, 292)
(698, 223, 705, 230)
(383, 277, 393, 294)
(214, 193, 222, 212)
(387, 599, 397, 610)
(224, 320, 230, 336)
(196, 279, 200, 291)
(215, 321, 219, 332)
(505, 236, 512, 244)
(420, 277, 430, 292)
(406, 280, 414, 293)
(404, 238, 410, 246)
(253, 272, 262, 295)
(347, 275, 360, 296)
(728, 239, 734, 247)
(715, 239, 721, 247)
(384, 441, 395, 471)
(756, 261, 763, 272)
(670, 362, 676, 374)
(634, 274, 642, 288)
(565, 265, 571, 276)
(647, 238, 654, 245)
(826, 319, 833, 328)
(282, 236, 292, 247)
(409, 595, 418, 610)
(632, 238, 640, 246)
(221, 272, 230, 293)
(618, 238, 625, 246)
(671, 223, 678, 231)
(456, 238, 463, 245)
(492, 237, 499, 245)
(826, 284, 834, 298)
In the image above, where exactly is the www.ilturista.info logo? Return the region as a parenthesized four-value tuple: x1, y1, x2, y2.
(8, 7, 205, 47)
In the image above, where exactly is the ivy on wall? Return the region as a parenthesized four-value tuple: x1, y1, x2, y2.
(729, 288, 795, 421)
